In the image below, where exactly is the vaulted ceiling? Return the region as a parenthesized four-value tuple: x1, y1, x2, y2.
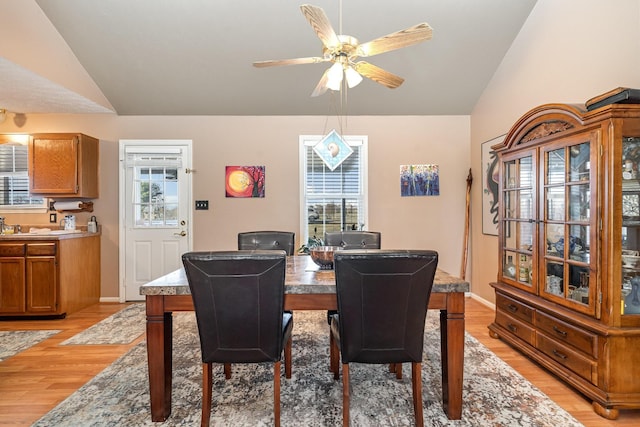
(0, 0, 537, 116)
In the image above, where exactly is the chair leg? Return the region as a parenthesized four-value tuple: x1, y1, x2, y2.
(342, 363, 350, 427)
(330, 332, 339, 379)
(284, 335, 292, 379)
(411, 362, 424, 427)
(224, 363, 231, 379)
(388, 363, 402, 378)
(202, 363, 212, 427)
(274, 361, 281, 427)
(329, 332, 335, 373)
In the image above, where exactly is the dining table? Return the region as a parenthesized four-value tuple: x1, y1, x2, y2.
(140, 254, 470, 422)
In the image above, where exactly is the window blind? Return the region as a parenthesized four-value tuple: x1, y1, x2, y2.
(0, 144, 44, 207)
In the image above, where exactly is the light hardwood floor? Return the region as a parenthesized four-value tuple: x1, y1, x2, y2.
(1, 298, 639, 426)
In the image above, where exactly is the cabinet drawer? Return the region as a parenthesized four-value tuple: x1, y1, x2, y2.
(27, 243, 57, 256)
(495, 311, 535, 345)
(537, 332, 597, 384)
(536, 311, 597, 357)
(0, 243, 26, 256)
(496, 292, 534, 324)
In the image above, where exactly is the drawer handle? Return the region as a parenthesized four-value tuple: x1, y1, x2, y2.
(507, 323, 518, 332)
(552, 326, 568, 337)
(552, 349, 568, 360)
(507, 304, 518, 313)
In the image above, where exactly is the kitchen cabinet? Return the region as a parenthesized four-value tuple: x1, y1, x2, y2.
(29, 133, 99, 198)
(0, 233, 100, 318)
(0, 244, 26, 313)
(26, 243, 57, 313)
(488, 100, 640, 419)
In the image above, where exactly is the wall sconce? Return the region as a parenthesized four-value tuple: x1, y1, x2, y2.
(0, 109, 7, 124)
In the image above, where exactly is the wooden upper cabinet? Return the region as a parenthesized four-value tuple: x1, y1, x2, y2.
(29, 133, 99, 198)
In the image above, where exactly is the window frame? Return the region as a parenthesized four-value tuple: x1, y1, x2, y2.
(0, 135, 47, 212)
(299, 134, 369, 244)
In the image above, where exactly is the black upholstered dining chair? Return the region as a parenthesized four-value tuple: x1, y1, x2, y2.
(329, 249, 438, 427)
(324, 231, 382, 324)
(324, 230, 381, 249)
(238, 231, 296, 255)
(182, 250, 293, 427)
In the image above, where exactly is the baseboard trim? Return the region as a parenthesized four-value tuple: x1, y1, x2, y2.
(468, 293, 496, 310)
(99, 297, 121, 303)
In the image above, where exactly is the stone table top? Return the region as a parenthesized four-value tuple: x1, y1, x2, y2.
(140, 255, 470, 296)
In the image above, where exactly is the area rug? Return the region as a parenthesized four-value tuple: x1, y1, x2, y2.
(60, 304, 145, 345)
(35, 311, 583, 426)
(0, 330, 60, 362)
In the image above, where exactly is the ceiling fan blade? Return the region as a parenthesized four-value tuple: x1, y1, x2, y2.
(353, 61, 404, 89)
(253, 57, 325, 68)
(300, 4, 340, 50)
(357, 23, 433, 57)
(311, 68, 331, 97)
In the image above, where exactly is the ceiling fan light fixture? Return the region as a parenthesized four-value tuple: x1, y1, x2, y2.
(345, 66, 363, 88)
(326, 62, 343, 91)
(254, 5, 433, 96)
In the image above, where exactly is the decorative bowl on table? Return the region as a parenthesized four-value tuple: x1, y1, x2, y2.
(309, 246, 343, 270)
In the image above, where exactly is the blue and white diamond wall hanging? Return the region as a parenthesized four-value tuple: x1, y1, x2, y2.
(313, 129, 353, 171)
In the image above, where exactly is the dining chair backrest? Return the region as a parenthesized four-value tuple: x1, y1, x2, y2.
(333, 249, 438, 363)
(324, 231, 381, 249)
(238, 231, 296, 255)
(182, 250, 288, 363)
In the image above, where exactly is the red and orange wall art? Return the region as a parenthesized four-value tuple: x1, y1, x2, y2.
(225, 166, 265, 198)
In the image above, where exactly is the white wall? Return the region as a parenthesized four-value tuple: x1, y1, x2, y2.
(0, 114, 470, 298)
(469, 0, 640, 303)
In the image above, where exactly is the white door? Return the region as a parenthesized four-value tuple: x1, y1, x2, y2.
(119, 140, 192, 301)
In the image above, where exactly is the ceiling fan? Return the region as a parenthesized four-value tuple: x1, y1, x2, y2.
(253, 4, 433, 97)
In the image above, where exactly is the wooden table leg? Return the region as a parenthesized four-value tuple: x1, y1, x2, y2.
(439, 292, 465, 419)
(146, 295, 173, 422)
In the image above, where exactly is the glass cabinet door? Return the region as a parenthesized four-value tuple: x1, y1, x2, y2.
(541, 138, 595, 315)
(622, 137, 640, 316)
(500, 151, 536, 291)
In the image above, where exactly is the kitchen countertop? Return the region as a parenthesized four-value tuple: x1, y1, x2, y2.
(0, 230, 100, 240)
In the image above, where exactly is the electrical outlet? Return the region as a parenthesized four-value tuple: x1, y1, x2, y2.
(49, 213, 57, 223)
(195, 200, 209, 210)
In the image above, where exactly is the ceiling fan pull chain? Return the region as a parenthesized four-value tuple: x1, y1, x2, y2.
(339, 0, 343, 34)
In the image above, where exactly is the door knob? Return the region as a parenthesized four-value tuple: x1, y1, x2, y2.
(174, 231, 187, 237)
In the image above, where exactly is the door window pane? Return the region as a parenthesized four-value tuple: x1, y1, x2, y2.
(130, 157, 182, 227)
(569, 184, 590, 222)
(569, 142, 590, 182)
(546, 187, 565, 221)
(547, 149, 565, 185)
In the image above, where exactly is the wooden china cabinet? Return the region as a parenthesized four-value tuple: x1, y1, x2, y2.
(488, 96, 640, 419)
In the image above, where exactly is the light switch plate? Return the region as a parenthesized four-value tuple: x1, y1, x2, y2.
(195, 200, 209, 210)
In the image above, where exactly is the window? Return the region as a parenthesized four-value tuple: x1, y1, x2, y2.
(299, 134, 368, 243)
(0, 136, 45, 210)
(125, 150, 182, 227)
